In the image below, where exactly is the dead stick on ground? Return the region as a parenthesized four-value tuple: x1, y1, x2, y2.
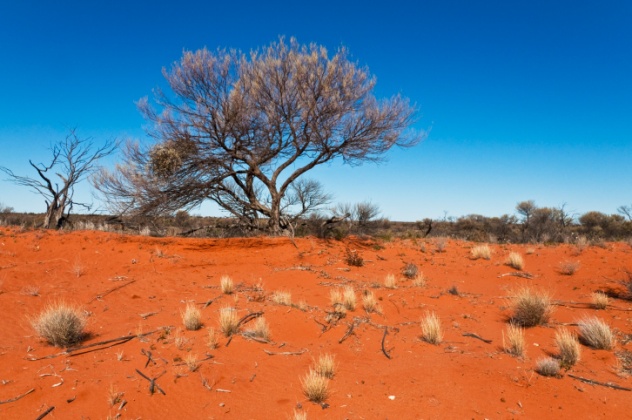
(136, 369, 166, 395)
(0, 388, 34, 404)
(236, 311, 264, 328)
(88, 280, 136, 303)
(462, 332, 493, 344)
(35, 406, 55, 420)
(381, 327, 391, 359)
(497, 272, 534, 279)
(264, 348, 307, 356)
(567, 374, 632, 391)
(339, 322, 356, 344)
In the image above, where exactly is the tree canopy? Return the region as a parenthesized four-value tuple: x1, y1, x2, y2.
(94, 38, 421, 232)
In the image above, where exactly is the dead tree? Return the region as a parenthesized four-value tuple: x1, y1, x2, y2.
(1, 129, 116, 229)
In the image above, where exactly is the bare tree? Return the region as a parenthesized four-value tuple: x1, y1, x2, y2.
(93, 38, 421, 233)
(618, 205, 632, 221)
(1, 130, 117, 229)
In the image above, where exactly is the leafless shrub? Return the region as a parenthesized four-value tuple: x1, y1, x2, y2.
(345, 249, 364, 267)
(555, 328, 581, 367)
(471, 244, 491, 260)
(420, 311, 443, 345)
(434, 237, 447, 253)
(505, 252, 524, 270)
(503, 323, 525, 357)
(402, 262, 419, 279)
(510, 287, 552, 327)
(32, 302, 87, 347)
(578, 317, 615, 350)
(181, 302, 202, 331)
(536, 358, 561, 377)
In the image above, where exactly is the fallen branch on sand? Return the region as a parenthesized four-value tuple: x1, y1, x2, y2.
(136, 369, 167, 395)
(88, 280, 136, 303)
(0, 388, 34, 404)
(567, 374, 632, 391)
(497, 272, 535, 279)
(35, 406, 55, 420)
(462, 332, 492, 344)
(263, 348, 307, 356)
(381, 328, 391, 359)
(338, 321, 357, 344)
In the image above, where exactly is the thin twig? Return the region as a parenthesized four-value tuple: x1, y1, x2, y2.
(462, 332, 492, 344)
(35, 406, 55, 420)
(88, 280, 136, 303)
(497, 272, 534, 279)
(263, 348, 308, 356)
(136, 369, 166, 395)
(567, 374, 632, 391)
(339, 321, 357, 344)
(0, 388, 34, 404)
(381, 327, 391, 359)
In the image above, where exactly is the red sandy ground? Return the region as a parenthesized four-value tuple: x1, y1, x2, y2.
(0, 227, 631, 419)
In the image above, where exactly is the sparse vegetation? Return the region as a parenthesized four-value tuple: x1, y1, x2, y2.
(412, 272, 426, 287)
(536, 358, 561, 377)
(384, 273, 397, 289)
(505, 252, 524, 270)
(434, 237, 447, 252)
(345, 249, 364, 267)
(218, 306, 239, 337)
(503, 323, 525, 357)
(591, 292, 609, 309)
(32, 301, 87, 347)
(510, 287, 552, 327)
(272, 290, 292, 306)
(313, 353, 336, 379)
(181, 302, 202, 331)
(470, 244, 491, 260)
(207, 327, 219, 349)
(184, 354, 199, 372)
(578, 317, 615, 350)
(558, 260, 580, 275)
(555, 328, 581, 367)
(220, 275, 234, 294)
(247, 317, 271, 341)
(107, 384, 124, 407)
(330, 289, 343, 307)
(402, 262, 419, 278)
(362, 290, 378, 313)
(420, 311, 443, 345)
(301, 369, 329, 403)
(342, 286, 356, 311)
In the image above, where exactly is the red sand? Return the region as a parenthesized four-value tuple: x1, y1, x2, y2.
(0, 228, 631, 419)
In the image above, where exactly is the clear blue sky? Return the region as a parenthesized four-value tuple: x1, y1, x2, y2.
(1, 0, 631, 221)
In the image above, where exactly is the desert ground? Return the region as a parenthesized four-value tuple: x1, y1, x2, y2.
(0, 227, 631, 419)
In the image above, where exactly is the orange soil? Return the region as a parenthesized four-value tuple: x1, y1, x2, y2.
(0, 228, 631, 419)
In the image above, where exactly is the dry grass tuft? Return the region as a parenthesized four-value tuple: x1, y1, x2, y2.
(272, 290, 292, 306)
(591, 292, 609, 310)
(292, 410, 307, 420)
(503, 323, 525, 357)
(184, 354, 199, 372)
(558, 260, 580, 275)
(510, 287, 552, 327)
(420, 311, 443, 345)
(218, 306, 239, 337)
(207, 327, 219, 349)
(32, 301, 87, 347)
(555, 328, 581, 367)
(578, 317, 615, 350)
(384, 273, 398, 289)
(181, 302, 202, 331)
(313, 353, 336, 379)
(107, 384, 124, 407)
(301, 369, 329, 403)
(536, 357, 561, 377)
(330, 289, 343, 307)
(471, 244, 491, 260)
(362, 290, 378, 313)
(402, 262, 419, 279)
(505, 252, 524, 270)
(247, 316, 271, 341)
(342, 286, 356, 311)
(220, 275, 234, 294)
(434, 237, 448, 253)
(412, 272, 427, 287)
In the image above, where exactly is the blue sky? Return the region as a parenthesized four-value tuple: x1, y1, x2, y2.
(1, 0, 630, 221)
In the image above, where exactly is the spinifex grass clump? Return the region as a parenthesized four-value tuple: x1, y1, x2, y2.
(32, 301, 87, 347)
(503, 323, 525, 357)
(218, 306, 239, 337)
(578, 317, 615, 350)
(510, 287, 552, 327)
(555, 328, 581, 367)
(181, 302, 202, 331)
(420, 311, 443, 345)
(470, 245, 491, 260)
(505, 252, 524, 270)
(301, 369, 329, 403)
